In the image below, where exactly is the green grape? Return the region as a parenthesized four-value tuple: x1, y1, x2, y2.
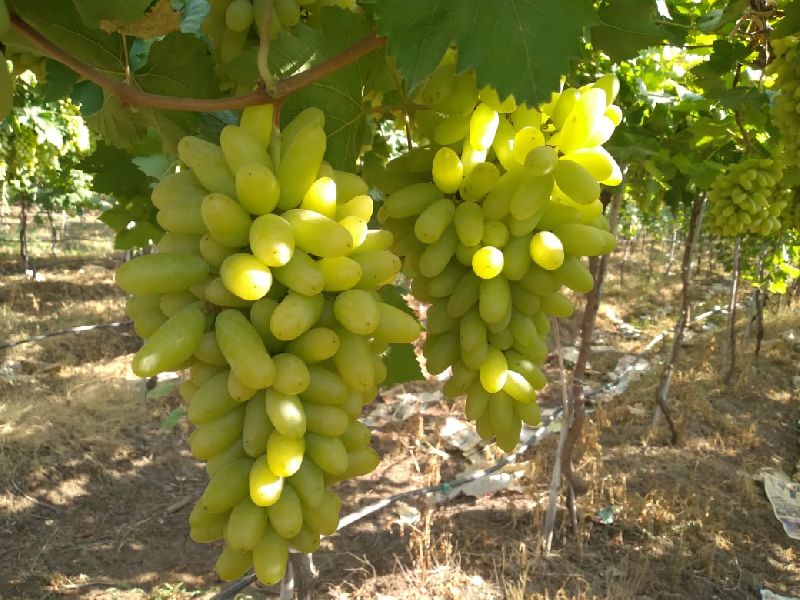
(152, 170, 206, 210)
(243, 393, 273, 458)
(116, 253, 209, 295)
(553, 159, 600, 205)
(205, 277, 252, 308)
(553, 223, 617, 256)
(471, 246, 504, 279)
(177, 136, 236, 197)
(220, 253, 272, 301)
(432, 147, 464, 194)
(510, 174, 552, 223)
(236, 163, 281, 215)
(225, 0, 253, 31)
(202, 192, 252, 247)
(334, 331, 374, 391)
(271, 353, 310, 395)
(540, 291, 574, 318)
(479, 347, 507, 393)
(479, 276, 511, 324)
(303, 403, 349, 437)
(285, 327, 339, 363)
(460, 162, 500, 202)
(384, 183, 442, 219)
(226, 497, 268, 552)
(270, 291, 324, 340)
(351, 250, 401, 288)
(288, 458, 325, 507)
(160, 290, 197, 317)
(240, 103, 274, 147)
(373, 302, 422, 343)
(283, 209, 353, 258)
(554, 255, 593, 293)
(529, 231, 564, 270)
(305, 432, 348, 475)
(266, 484, 303, 539)
(278, 125, 326, 209)
(157, 233, 202, 255)
(132, 302, 205, 377)
(199, 458, 252, 512)
(188, 371, 239, 424)
(482, 220, 509, 248)
(301, 177, 337, 217)
(253, 525, 288, 584)
(249, 453, 283, 507)
(415, 198, 455, 243)
(188, 407, 244, 462)
(221, 125, 271, 174)
(336, 194, 373, 221)
(249, 213, 294, 267)
(333, 289, 380, 335)
(564, 147, 616, 182)
(453, 201, 485, 247)
(206, 437, 249, 476)
(267, 431, 305, 477)
(301, 366, 349, 405)
(433, 114, 471, 146)
(216, 309, 276, 389)
(272, 249, 324, 296)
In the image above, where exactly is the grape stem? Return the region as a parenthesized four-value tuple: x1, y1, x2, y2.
(257, 0, 276, 92)
(9, 14, 386, 112)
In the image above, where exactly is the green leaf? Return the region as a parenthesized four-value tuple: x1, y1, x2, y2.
(382, 343, 424, 388)
(11, 0, 125, 75)
(590, 0, 667, 61)
(147, 379, 180, 400)
(160, 407, 185, 430)
(72, 0, 150, 27)
(115, 220, 163, 250)
(136, 32, 220, 100)
(43, 60, 80, 101)
(81, 142, 152, 197)
(375, 0, 597, 106)
(774, 3, 800, 38)
(281, 8, 383, 171)
(380, 285, 416, 317)
(133, 154, 172, 180)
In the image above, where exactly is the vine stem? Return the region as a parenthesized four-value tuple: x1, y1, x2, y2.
(10, 14, 385, 111)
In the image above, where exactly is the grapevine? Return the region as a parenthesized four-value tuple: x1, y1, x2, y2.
(378, 60, 621, 451)
(767, 34, 800, 166)
(705, 156, 790, 237)
(116, 105, 419, 584)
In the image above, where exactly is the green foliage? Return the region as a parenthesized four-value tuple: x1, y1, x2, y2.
(375, 0, 598, 106)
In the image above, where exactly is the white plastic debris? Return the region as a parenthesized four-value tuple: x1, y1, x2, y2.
(392, 501, 421, 526)
(757, 468, 800, 541)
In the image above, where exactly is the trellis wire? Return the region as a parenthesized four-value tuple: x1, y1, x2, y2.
(0, 320, 133, 350)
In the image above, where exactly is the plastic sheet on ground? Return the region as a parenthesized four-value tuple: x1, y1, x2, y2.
(586, 355, 651, 402)
(761, 590, 800, 600)
(444, 460, 527, 500)
(363, 391, 442, 427)
(757, 468, 800, 541)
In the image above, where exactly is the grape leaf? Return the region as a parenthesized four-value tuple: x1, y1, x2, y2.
(72, 0, 150, 28)
(43, 60, 80, 102)
(80, 142, 152, 197)
(382, 343, 424, 388)
(774, 3, 800, 38)
(280, 8, 383, 171)
(375, 0, 597, 106)
(136, 33, 220, 100)
(11, 0, 125, 74)
(589, 0, 667, 61)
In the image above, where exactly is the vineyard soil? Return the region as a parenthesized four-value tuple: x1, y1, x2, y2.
(1, 244, 799, 599)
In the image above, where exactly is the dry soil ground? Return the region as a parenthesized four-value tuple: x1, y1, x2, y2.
(1, 233, 799, 600)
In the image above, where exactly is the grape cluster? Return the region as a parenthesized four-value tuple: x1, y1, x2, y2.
(204, 0, 356, 77)
(706, 157, 790, 237)
(116, 105, 418, 584)
(767, 35, 800, 166)
(378, 59, 620, 451)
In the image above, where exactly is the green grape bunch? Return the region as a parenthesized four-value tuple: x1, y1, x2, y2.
(377, 52, 621, 452)
(116, 105, 419, 584)
(767, 34, 800, 167)
(203, 0, 357, 84)
(706, 157, 790, 237)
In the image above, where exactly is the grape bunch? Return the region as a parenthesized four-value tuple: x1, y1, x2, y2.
(377, 59, 620, 451)
(706, 157, 790, 237)
(116, 104, 419, 584)
(204, 0, 356, 76)
(767, 35, 800, 166)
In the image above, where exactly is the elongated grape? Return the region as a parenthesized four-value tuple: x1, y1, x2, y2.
(220, 253, 272, 301)
(373, 303, 421, 343)
(479, 277, 511, 324)
(272, 249, 324, 296)
(240, 103, 274, 147)
(351, 250, 401, 288)
(334, 330, 374, 391)
(132, 303, 205, 377)
(530, 231, 565, 270)
(282, 209, 353, 258)
(553, 159, 600, 205)
(177, 136, 236, 197)
(432, 147, 464, 194)
(199, 458, 252, 513)
(117, 253, 209, 295)
(202, 193, 252, 247)
(253, 525, 288, 585)
(305, 433, 348, 475)
(553, 223, 617, 256)
(216, 309, 275, 389)
(236, 163, 280, 216)
(270, 291, 323, 341)
(226, 497, 268, 552)
(278, 125, 326, 210)
(333, 289, 380, 335)
(189, 371, 239, 425)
